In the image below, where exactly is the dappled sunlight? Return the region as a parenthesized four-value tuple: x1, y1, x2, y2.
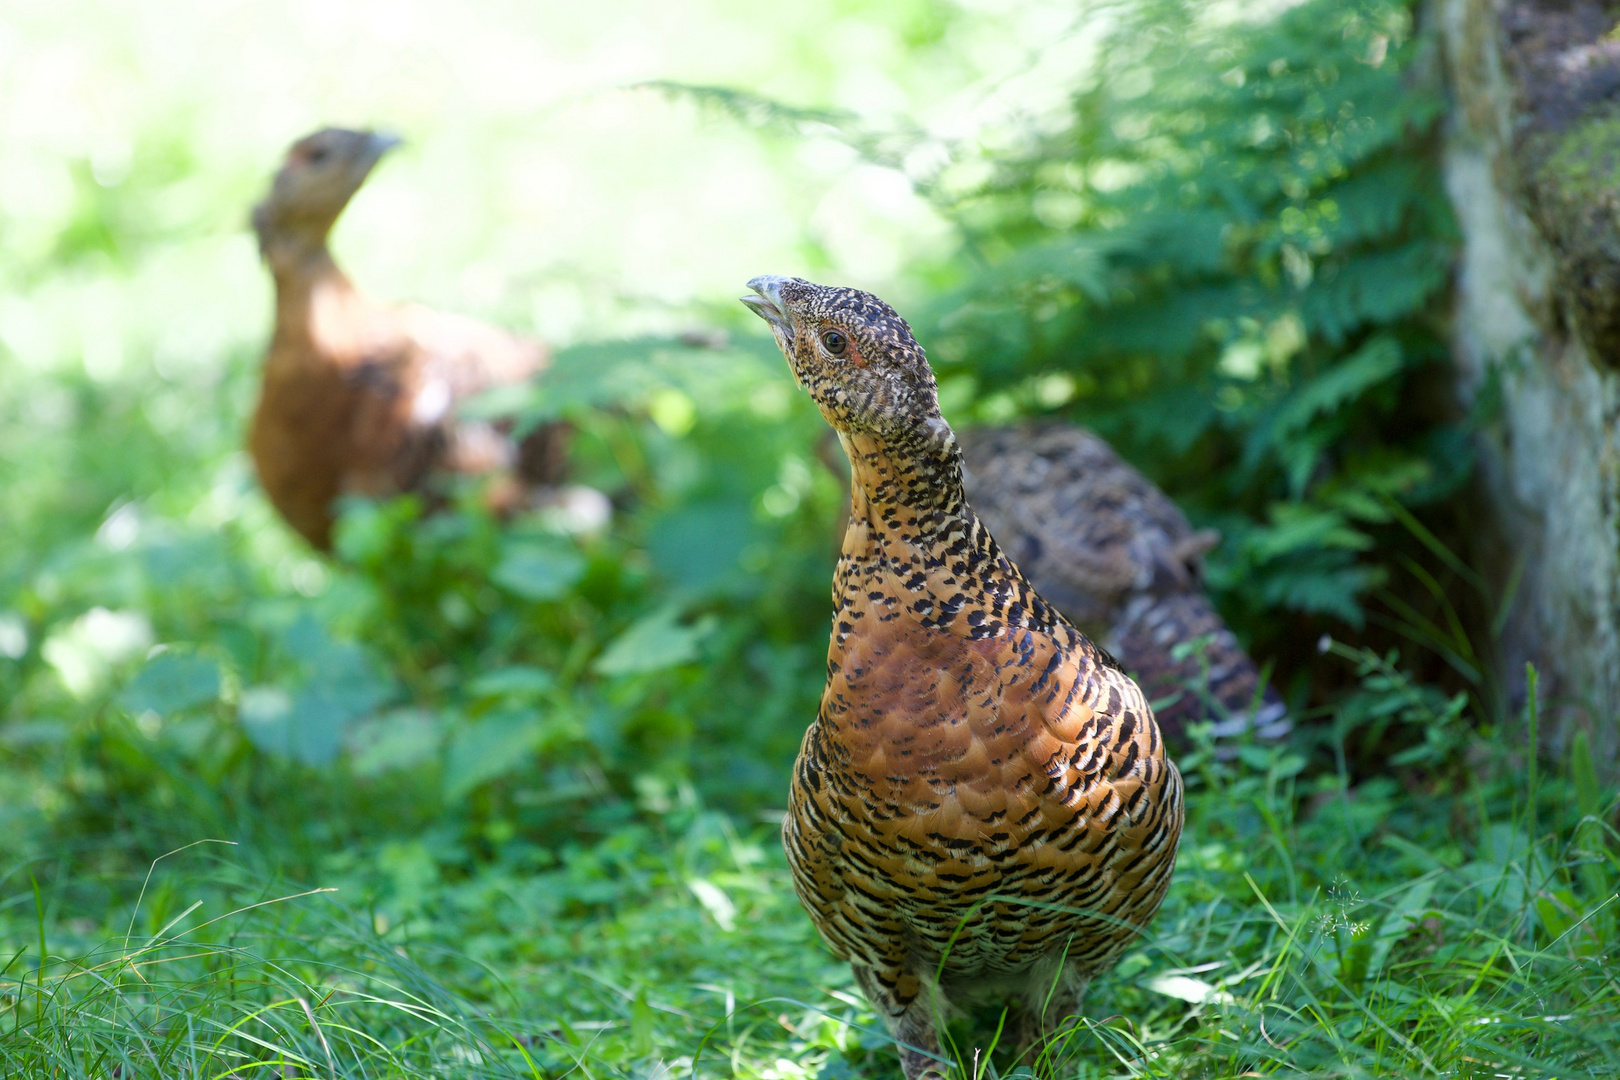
(1, 0, 1618, 1077)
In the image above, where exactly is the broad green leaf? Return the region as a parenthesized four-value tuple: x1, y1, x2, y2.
(443, 709, 543, 801)
(593, 608, 709, 677)
(285, 687, 355, 766)
(348, 709, 442, 778)
(238, 683, 371, 766)
(646, 502, 755, 592)
(492, 543, 586, 601)
(469, 665, 557, 699)
(281, 612, 334, 666)
(238, 686, 294, 758)
(120, 653, 220, 715)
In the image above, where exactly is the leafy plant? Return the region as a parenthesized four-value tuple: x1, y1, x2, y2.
(5, 2, 1615, 1078)
(919, 0, 1463, 697)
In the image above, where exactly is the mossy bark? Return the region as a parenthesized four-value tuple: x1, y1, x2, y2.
(1440, 0, 1620, 772)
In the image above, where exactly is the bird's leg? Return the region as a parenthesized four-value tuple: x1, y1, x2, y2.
(851, 964, 950, 1080)
(1009, 1009, 1045, 1073)
(1014, 963, 1090, 1071)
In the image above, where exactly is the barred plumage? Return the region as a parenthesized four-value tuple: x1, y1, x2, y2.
(961, 425, 1289, 742)
(745, 277, 1184, 1080)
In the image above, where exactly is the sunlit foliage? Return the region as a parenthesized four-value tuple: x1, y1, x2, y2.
(0, 0, 1616, 1077)
(928, 0, 1462, 653)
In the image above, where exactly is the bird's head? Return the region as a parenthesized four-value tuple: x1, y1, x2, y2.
(252, 128, 401, 254)
(742, 275, 945, 444)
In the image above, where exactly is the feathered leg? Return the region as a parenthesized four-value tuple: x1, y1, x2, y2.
(852, 964, 950, 1080)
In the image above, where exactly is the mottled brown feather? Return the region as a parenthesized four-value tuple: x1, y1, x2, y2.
(961, 424, 1289, 742)
(746, 277, 1184, 1080)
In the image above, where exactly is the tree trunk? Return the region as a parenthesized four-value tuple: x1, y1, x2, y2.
(1440, 0, 1620, 771)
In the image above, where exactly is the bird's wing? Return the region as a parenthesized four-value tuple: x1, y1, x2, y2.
(340, 303, 554, 486)
(397, 304, 562, 481)
(397, 304, 550, 398)
(337, 338, 451, 498)
(1110, 591, 1289, 741)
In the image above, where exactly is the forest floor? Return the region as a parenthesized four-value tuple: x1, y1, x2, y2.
(2, 659, 1616, 1078)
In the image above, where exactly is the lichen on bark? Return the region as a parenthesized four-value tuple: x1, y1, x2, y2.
(1441, 0, 1620, 776)
(1530, 111, 1620, 366)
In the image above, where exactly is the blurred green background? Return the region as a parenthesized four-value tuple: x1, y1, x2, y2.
(1, 0, 1616, 1077)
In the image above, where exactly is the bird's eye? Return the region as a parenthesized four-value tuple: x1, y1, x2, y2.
(308, 148, 330, 165)
(820, 329, 850, 358)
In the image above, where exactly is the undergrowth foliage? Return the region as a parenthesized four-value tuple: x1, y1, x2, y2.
(925, 0, 1463, 687)
(3, 672, 1616, 1079)
(4, 333, 841, 860)
(1, 0, 1617, 1077)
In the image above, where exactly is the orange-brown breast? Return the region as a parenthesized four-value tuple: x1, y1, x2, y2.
(250, 269, 551, 550)
(785, 493, 1184, 986)
(250, 273, 417, 548)
(250, 359, 364, 550)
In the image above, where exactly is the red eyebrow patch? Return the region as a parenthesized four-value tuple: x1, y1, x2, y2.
(848, 342, 867, 367)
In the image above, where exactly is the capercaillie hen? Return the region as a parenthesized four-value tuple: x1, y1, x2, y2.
(960, 426, 1290, 743)
(743, 276, 1184, 1080)
(250, 128, 574, 551)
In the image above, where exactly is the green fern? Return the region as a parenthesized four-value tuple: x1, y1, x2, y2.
(926, 0, 1460, 657)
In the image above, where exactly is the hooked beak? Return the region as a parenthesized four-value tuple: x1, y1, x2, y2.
(741, 275, 794, 346)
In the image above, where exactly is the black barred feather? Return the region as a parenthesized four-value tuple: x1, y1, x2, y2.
(961, 425, 1289, 742)
(745, 277, 1184, 1080)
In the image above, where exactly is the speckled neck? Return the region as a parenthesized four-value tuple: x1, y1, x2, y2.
(832, 422, 1067, 644)
(838, 415, 965, 527)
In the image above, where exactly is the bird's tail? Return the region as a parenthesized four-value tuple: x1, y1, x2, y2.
(1109, 591, 1290, 744)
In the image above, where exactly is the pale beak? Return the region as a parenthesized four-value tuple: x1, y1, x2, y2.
(741, 275, 795, 346)
(364, 131, 404, 165)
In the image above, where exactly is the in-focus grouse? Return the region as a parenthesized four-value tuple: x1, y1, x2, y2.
(744, 276, 1184, 1080)
(249, 128, 572, 550)
(960, 426, 1289, 743)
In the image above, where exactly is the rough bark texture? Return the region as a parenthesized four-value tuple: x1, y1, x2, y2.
(1440, 0, 1620, 769)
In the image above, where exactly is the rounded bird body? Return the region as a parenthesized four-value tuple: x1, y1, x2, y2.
(745, 276, 1184, 1080)
(249, 128, 568, 551)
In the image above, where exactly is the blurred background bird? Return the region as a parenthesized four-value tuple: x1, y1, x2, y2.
(961, 425, 1290, 743)
(249, 127, 576, 551)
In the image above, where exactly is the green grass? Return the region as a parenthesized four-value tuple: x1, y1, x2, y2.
(4, 0, 1619, 1076)
(4, 695, 1616, 1078)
